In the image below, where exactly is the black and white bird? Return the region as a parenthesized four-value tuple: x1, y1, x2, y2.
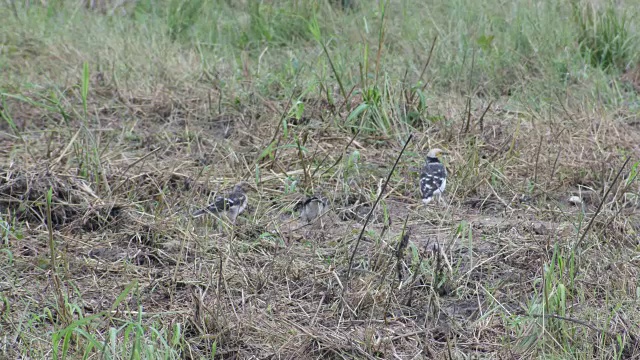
(420, 148, 447, 205)
(298, 194, 329, 224)
(192, 182, 252, 223)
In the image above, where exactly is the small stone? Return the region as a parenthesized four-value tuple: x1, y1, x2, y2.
(568, 196, 582, 205)
(532, 222, 547, 235)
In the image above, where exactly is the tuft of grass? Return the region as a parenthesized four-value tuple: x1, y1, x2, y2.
(573, 1, 635, 71)
(167, 0, 205, 40)
(238, 1, 317, 49)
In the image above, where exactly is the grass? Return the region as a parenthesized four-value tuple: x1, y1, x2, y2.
(1, 0, 640, 358)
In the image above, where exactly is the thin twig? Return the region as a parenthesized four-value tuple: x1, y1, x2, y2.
(338, 85, 358, 113)
(596, 160, 639, 240)
(463, 96, 472, 134)
(295, 134, 310, 189)
(576, 156, 631, 248)
(373, 0, 390, 84)
(409, 34, 438, 104)
(550, 145, 563, 180)
(401, 66, 410, 105)
(319, 42, 347, 101)
(266, 88, 297, 168)
(533, 135, 543, 189)
(462, 49, 476, 134)
(344, 134, 413, 288)
(316, 129, 361, 178)
(111, 147, 161, 194)
(548, 127, 567, 181)
(476, 100, 492, 132)
(555, 90, 577, 124)
(395, 218, 411, 282)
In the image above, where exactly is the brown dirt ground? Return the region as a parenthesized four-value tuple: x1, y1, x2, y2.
(1, 81, 640, 358)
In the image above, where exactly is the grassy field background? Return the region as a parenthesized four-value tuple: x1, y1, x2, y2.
(1, 0, 640, 358)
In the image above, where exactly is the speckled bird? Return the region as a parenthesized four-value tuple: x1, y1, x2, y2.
(420, 148, 447, 205)
(192, 182, 252, 223)
(298, 194, 329, 224)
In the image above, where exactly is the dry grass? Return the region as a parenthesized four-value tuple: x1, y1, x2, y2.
(1, 1, 640, 359)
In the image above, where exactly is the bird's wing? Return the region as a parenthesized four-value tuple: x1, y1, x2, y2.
(303, 195, 325, 206)
(426, 162, 446, 177)
(295, 195, 327, 211)
(420, 163, 446, 196)
(195, 194, 233, 215)
(212, 194, 235, 211)
(228, 192, 247, 208)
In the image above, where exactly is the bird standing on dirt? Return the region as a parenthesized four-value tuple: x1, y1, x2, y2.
(298, 194, 329, 224)
(420, 148, 447, 205)
(192, 182, 252, 223)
